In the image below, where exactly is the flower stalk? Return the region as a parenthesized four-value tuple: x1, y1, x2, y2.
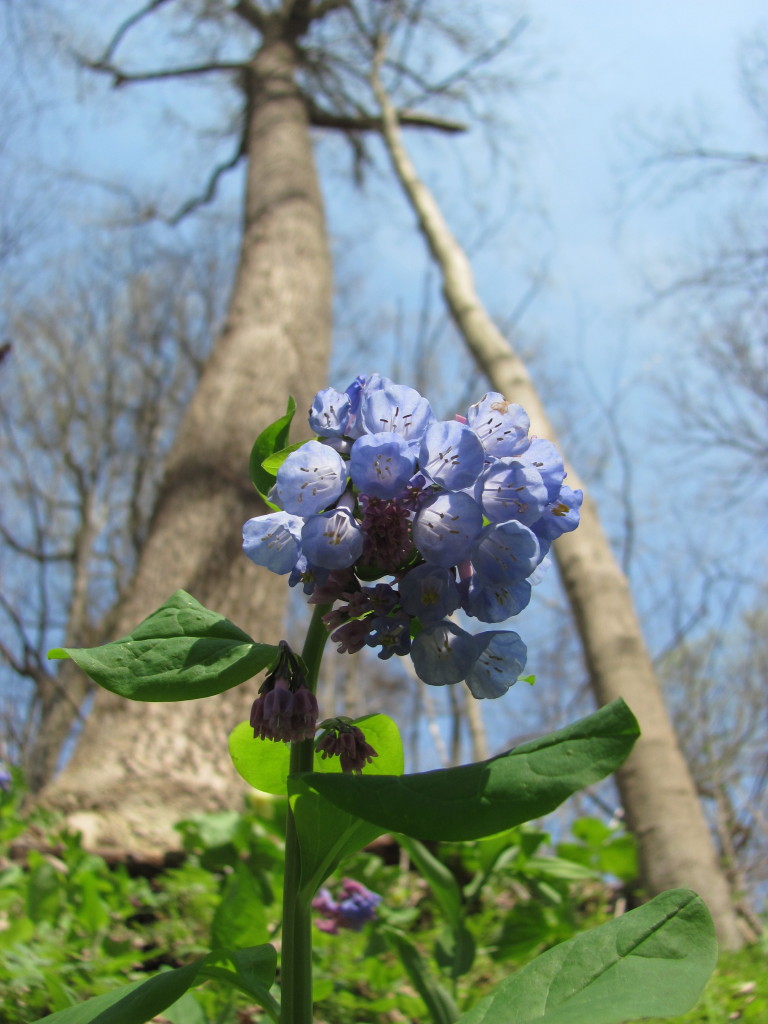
(279, 603, 330, 1024)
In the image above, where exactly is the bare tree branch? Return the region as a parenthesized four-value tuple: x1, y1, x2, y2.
(232, 0, 267, 34)
(82, 57, 245, 87)
(99, 0, 176, 65)
(167, 141, 246, 224)
(305, 95, 466, 133)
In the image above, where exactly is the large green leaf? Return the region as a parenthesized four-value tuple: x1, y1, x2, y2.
(384, 927, 460, 1024)
(31, 945, 279, 1024)
(290, 776, 384, 899)
(302, 700, 639, 841)
(249, 396, 297, 505)
(455, 889, 716, 1024)
(229, 713, 404, 795)
(49, 591, 276, 701)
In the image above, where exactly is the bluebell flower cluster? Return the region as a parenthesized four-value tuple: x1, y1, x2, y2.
(243, 374, 582, 700)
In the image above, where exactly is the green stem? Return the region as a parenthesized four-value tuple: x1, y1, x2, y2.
(280, 604, 330, 1024)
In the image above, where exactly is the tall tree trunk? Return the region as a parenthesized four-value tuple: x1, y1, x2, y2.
(372, 65, 745, 949)
(41, 35, 333, 859)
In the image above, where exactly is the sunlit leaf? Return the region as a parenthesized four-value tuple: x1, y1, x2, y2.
(455, 889, 716, 1024)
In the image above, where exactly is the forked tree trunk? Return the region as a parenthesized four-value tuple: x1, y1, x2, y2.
(41, 35, 333, 859)
(372, 66, 745, 949)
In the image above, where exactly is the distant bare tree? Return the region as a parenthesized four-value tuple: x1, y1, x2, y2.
(369, 26, 747, 946)
(0, 226, 228, 790)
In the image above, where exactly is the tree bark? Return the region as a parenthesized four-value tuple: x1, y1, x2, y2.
(372, 64, 745, 949)
(41, 34, 333, 859)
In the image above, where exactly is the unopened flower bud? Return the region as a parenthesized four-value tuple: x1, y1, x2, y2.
(251, 642, 319, 743)
(316, 719, 378, 773)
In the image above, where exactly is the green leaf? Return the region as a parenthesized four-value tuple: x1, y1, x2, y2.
(302, 700, 639, 841)
(434, 923, 477, 980)
(49, 591, 276, 702)
(398, 835, 462, 930)
(290, 776, 384, 898)
(211, 862, 270, 949)
(290, 715, 405, 895)
(249, 397, 297, 505)
(30, 944, 278, 1024)
(261, 441, 308, 476)
(159, 992, 208, 1024)
(384, 927, 460, 1024)
(229, 713, 404, 796)
(455, 889, 716, 1024)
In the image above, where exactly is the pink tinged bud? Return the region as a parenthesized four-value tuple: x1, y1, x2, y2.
(316, 721, 378, 773)
(291, 687, 320, 740)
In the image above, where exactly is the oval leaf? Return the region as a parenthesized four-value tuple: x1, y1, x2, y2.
(302, 700, 639, 841)
(455, 889, 716, 1024)
(49, 591, 276, 701)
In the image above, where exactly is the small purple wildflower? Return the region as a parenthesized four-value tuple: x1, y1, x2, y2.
(312, 878, 382, 933)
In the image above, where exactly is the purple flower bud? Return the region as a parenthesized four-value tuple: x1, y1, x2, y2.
(276, 440, 348, 515)
(330, 618, 372, 654)
(251, 678, 319, 743)
(316, 720, 379, 773)
(251, 641, 318, 743)
(358, 496, 414, 572)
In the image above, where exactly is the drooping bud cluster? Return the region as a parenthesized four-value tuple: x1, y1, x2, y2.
(315, 718, 379, 773)
(312, 878, 382, 934)
(244, 375, 582, 700)
(249, 640, 318, 743)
